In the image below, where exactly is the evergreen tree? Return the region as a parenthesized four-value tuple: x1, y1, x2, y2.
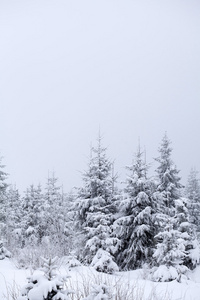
(0, 156, 8, 236)
(152, 198, 200, 282)
(185, 168, 200, 233)
(152, 216, 187, 280)
(152, 134, 194, 281)
(175, 198, 200, 270)
(20, 184, 43, 247)
(152, 134, 183, 246)
(74, 135, 119, 270)
(154, 133, 182, 216)
(76, 136, 113, 227)
(4, 185, 22, 249)
(113, 146, 156, 270)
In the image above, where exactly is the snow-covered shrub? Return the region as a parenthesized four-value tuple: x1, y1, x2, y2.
(91, 249, 119, 274)
(0, 240, 11, 260)
(65, 251, 81, 269)
(187, 239, 200, 269)
(84, 283, 113, 300)
(151, 264, 188, 283)
(17, 257, 73, 300)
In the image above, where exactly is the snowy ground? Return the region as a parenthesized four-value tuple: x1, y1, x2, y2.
(1, 258, 200, 300)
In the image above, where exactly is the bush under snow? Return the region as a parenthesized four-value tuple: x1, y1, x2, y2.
(91, 249, 119, 274)
(83, 283, 113, 300)
(0, 240, 11, 260)
(151, 265, 188, 282)
(17, 257, 73, 300)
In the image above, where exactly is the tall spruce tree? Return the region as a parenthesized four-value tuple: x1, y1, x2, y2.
(74, 135, 119, 271)
(154, 133, 182, 216)
(152, 134, 193, 281)
(185, 168, 200, 233)
(113, 145, 156, 270)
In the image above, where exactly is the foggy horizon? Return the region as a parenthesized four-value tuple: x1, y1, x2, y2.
(1, 0, 200, 193)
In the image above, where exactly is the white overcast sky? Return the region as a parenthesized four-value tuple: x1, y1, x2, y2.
(0, 0, 200, 192)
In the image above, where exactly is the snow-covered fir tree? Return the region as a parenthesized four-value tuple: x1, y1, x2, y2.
(152, 217, 188, 281)
(4, 185, 22, 250)
(0, 156, 8, 238)
(154, 133, 183, 216)
(152, 134, 183, 240)
(75, 137, 114, 227)
(175, 198, 200, 270)
(152, 134, 194, 281)
(113, 145, 156, 270)
(74, 135, 119, 272)
(152, 197, 200, 282)
(20, 184, 44, 247)
(185, 168, 200, 233)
